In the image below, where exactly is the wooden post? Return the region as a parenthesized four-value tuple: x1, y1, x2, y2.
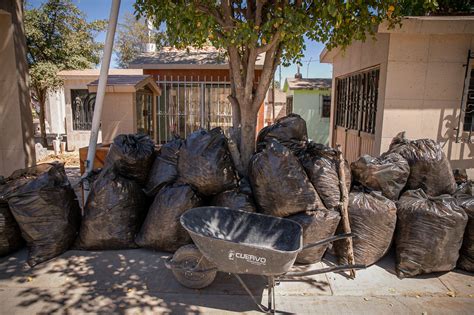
(336, 144, 356, 278)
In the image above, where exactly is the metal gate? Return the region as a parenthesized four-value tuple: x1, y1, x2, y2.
(155, 75, 232, 144)
(333, 68, 379, 163)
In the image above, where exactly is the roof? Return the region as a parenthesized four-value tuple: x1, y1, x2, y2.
(87, 75, 160, 94)
(58, 69, 143, 78)
(285, 78, 332, 90)
(320, 16, 474, 63)
(87, 75, 151, 86)
(128, 46, 265, 70)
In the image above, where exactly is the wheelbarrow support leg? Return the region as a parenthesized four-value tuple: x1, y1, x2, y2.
(267, 276, 276, 313)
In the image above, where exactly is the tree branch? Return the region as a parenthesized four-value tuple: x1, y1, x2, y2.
(252, 42, 282, 113)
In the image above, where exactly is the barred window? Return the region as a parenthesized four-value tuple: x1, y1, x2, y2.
(463, 68, 474, 132)
(156, 81, 232, 144)
(335, 68, 379, 134)
(322, 95, 331, 118)
(71, 89, 96, 130)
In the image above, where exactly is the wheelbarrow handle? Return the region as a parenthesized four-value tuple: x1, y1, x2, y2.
(302, 232, 355, 250)
(164, 256, 218, 273)
(284, 263, 366, 278)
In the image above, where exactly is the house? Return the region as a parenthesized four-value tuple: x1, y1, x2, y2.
(264, 88, 287, 125)
(0, 1, 35, 176)
(86, 75, 161, 144)
(320, 16, 474, 175)
(129, 46, 266, 144)
(283, 74, 332, 144)
(48, 69, 143, 150)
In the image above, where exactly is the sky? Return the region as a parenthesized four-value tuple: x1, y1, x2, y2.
(28, 0, 333, 83)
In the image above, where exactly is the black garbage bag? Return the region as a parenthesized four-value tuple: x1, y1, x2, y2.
(351, 153, 410, 200)
(144, 138, 182, 196)
(299, 142, 351, 210)
(334, 189, 397, 266)
(104, 134, 155, 185)
(249, 140, 326, 217)
(76, 167, 148, 250)
(178, 128, 237, 196)
(3, 163, 81, 267)
(396, 189, 467, 278)
(387, 132, 456, 196)
(287, 210, 340, 264)
(210, 188, 256, 213)
(0, 201, 23, 256)
(257, 114, 308, 154)
(454, 182, 474, 272)
(136, 184, 202, 252)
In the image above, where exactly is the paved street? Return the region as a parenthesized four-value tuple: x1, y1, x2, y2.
(0, 248, 472, 314)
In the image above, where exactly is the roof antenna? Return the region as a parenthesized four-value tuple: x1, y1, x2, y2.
(306, 57, 312, 78)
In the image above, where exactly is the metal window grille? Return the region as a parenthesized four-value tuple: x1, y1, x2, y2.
(322, 95, 331, 118)
(136, 88, 154, 137)
(71, 89, 96, 130)
(155, 75, 233, 144)
(463, 68, 474, 132)
(335, 68, 379, 134)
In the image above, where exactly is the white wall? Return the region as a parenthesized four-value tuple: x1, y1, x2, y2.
(381, 33, 474, 171)
(45, 88, 66, 134)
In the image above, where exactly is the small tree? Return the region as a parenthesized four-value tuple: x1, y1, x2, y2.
(25, 0, 106, 146)
(134, 1, 403, 174)
(115, 13, 168, 68)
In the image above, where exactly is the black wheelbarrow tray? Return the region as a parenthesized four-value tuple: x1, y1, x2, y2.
(165, 207, 365, 313)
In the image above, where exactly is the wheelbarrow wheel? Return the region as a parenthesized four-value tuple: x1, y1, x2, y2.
(171, 244, 217, 289)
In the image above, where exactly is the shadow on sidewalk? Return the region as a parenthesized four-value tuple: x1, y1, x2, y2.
(0, 248, 270, 313)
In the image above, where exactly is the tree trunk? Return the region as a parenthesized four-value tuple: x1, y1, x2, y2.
(239, 109, 258, 175)
(37, 89, 47, 147)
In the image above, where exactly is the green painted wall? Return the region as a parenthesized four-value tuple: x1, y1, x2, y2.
(292, 89, 331, 145)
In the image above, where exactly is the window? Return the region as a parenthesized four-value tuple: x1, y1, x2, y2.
(156, 82, 232, 143)
(463, 68, 474, 132)
(322, 95, 331, 118)
(335, 68, 379, 134)
(71, 89, 96, 130)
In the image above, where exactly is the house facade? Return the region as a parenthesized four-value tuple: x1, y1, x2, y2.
(46, 69, 143, 150)
(129, 46, 265, 144)
(321, 16, 474, 174)
(264, 88, 287, 125)
(283, 76, 332, 145)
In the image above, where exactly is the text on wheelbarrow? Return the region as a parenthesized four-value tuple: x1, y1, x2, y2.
(228, 250, 267, 266)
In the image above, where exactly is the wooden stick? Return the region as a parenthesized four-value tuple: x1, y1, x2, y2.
(336, 144, 356, 278)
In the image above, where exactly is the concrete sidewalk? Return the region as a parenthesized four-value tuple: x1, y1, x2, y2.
(0, 249, 472, 314)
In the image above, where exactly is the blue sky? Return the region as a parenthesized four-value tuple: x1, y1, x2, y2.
(28, 0, 333, 82)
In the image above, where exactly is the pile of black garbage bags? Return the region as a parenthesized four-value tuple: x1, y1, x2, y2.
(0, 114, 472, 279)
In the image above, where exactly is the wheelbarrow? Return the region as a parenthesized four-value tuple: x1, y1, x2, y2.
(165, 207, 365, 313)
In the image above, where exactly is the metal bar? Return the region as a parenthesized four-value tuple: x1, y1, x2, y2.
(284, 264, 366, 278)
(302, 233, 354, 250)
(177, 76, 180, 138)
(184, 76, 187, 137)
(456, 49, 473, 143)
(84, 0, 120, 203)
(233, 274, 269, 313)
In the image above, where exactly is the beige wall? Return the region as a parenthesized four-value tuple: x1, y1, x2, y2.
(101, 92, 136, 144)
(0, 7, 35, 176)
(63, 77, 102, 150)
(328, 33, 390, 153)
(381, 33, 474, 171)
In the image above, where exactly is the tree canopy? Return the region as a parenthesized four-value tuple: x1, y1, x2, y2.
(115, 13, 168, 68)
(25, 0, 106, 144)
(133, 0, 403, 174)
